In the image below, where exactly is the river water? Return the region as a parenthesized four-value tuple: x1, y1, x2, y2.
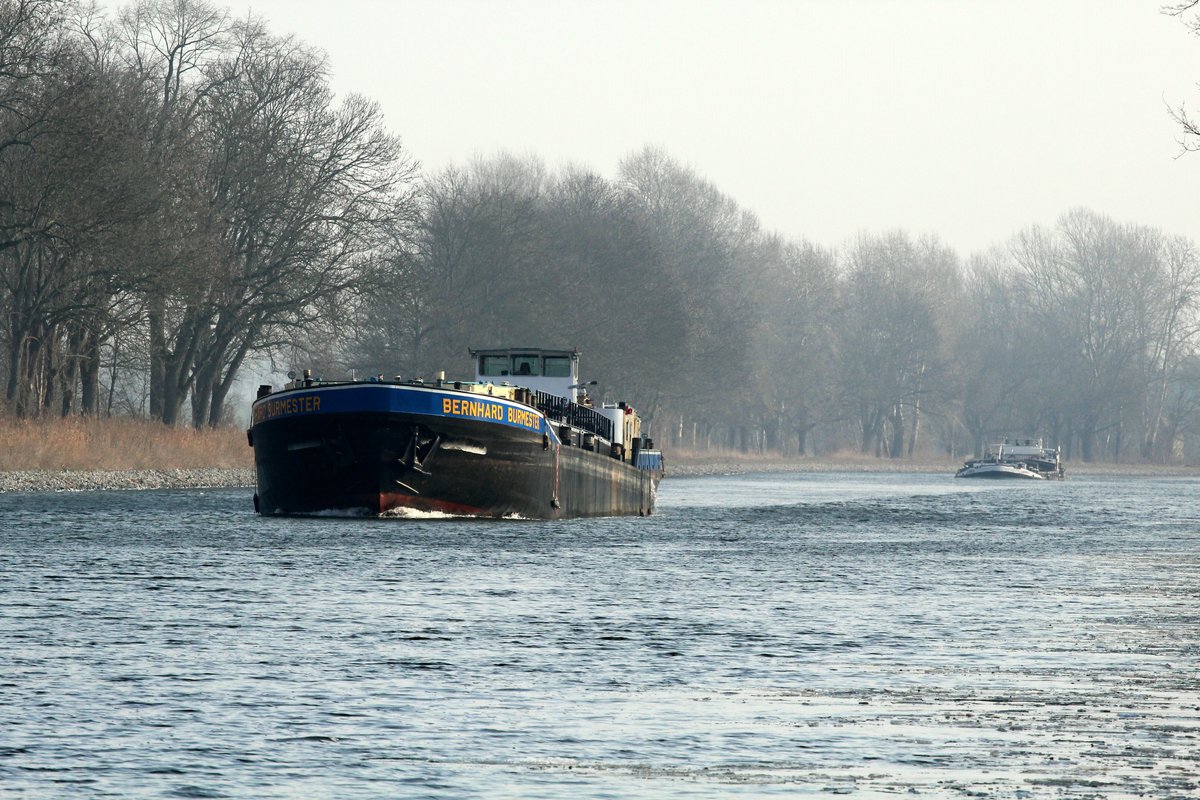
(1, 472, 1197, 798)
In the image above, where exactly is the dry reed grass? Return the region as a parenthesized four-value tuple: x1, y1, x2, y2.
(0, 417, 254, 472)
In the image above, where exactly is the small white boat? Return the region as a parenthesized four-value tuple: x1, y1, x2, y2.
(955, 438, 1065, 480)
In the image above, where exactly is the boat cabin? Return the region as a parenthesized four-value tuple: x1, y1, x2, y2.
(987, 438, 1056, 460)
(470, 347, 584, 402)
(467, 346, 655, 463)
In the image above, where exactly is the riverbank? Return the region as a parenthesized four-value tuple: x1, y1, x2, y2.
(666, 454, 959, 477)
(0, 468, 256, 493)
(0, 417, 252, 473)
(0, 417, 252, 491)
(667, 453, 1200, 478)
(3, 457, 1196, 494)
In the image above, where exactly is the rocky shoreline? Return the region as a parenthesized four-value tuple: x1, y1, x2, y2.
(666, 458, 959, 477)
(0, 459, 1195, 493)
(667, 458, 1200, 478)
(0, 468, 256, 493)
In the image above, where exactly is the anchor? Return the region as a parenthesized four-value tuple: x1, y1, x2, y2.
(394, 425, 441, 492)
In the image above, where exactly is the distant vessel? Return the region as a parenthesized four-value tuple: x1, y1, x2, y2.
(955, 438, 1065, 480)
(247, 347, 664, 518)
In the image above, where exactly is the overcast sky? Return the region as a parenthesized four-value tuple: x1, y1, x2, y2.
(223, 0, 1200, 256)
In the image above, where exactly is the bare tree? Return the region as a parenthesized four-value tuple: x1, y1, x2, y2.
(110, 0, 231, 423)
(1166, 1, 1200, 151)
(618, 146, 765, 440)
(105, 1, 417, 426)
(835, 231, 961, 457)
(1008, 210, 1177, 460)
(748, 236, 838, 455)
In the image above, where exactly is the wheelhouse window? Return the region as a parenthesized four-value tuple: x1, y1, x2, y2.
(512, 354, 540, 376)
(480, 355, 509, 376)
(543, 356, 571, 377)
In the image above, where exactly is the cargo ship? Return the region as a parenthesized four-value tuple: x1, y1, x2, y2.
(247, 347, 664, 518)
(955, 438, 1064, 480)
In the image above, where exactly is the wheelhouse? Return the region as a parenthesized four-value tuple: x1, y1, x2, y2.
(470, 347, 581, 401)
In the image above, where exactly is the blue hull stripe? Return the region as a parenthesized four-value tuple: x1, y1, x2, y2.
(252, 383, 553, 439)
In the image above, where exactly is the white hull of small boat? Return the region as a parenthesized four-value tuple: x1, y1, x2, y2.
(955, 462, 1046, 480)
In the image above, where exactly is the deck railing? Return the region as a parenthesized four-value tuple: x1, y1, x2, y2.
(533, 391, 613, 442)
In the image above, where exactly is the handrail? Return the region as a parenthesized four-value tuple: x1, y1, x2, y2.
(533, 390, 614, 442)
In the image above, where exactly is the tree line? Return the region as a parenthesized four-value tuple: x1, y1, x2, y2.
(0, 0, 414, 427)
(3, 0, 1199, 463)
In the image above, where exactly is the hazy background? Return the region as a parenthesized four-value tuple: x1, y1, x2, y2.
(3, 0, 1199, 461)
(225, 0, 1199, 255)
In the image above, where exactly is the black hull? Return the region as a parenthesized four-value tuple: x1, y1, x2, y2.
(251, 405, 659, 519)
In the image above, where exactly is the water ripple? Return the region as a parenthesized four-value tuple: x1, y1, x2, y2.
(0, 474, 1197, 798)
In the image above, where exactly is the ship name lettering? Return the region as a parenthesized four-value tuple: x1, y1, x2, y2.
(253, 394, 321, 423)
(506, 407, 541, 431)
(441, 397, 540, 430)
(442, 397, 505, 421)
